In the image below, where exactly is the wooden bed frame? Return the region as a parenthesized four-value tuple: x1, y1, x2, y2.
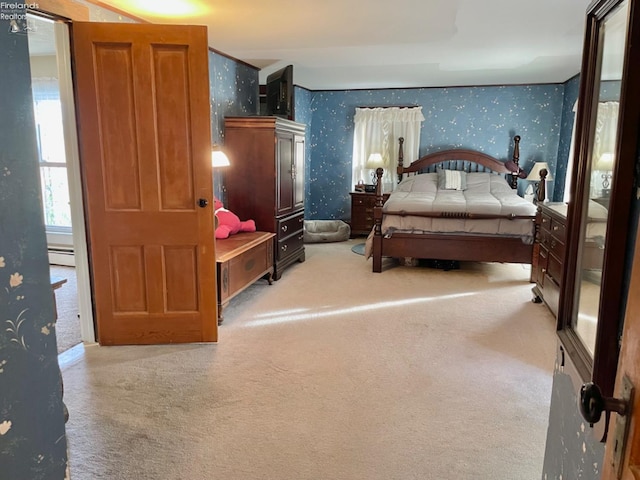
(371, 135, 536, 273)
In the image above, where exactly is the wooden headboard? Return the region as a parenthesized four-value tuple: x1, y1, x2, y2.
(396, 135, 522, 189)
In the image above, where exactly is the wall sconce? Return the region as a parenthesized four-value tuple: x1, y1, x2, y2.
(366, 153, 384, 185)
(211, 144, 230, 168)
(526, 162, 553, 203)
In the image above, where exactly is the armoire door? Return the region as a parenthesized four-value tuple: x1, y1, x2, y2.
(276, 131, 294, 216)
(293, 134, 305, 210)
(72, 22, 217, 345)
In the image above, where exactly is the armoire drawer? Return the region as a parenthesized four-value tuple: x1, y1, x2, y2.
(277, 231, 304, 260)
(277, 211, 304, 239)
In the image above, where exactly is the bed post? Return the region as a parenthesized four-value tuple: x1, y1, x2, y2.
(396, 137, 405, 184)
(510, 135, 521, 189)
(372, 167, 385, 272)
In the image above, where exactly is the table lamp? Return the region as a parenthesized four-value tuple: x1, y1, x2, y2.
(526, 162, 552, 203)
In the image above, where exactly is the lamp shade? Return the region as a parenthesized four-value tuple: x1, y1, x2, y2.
(595, 153, 614, 170)
(526, 162, 552, 181)
(366, 153, 384, 169)
(211, 145, 230, 168)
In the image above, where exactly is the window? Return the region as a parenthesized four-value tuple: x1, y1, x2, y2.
(32, 78, 71, 231)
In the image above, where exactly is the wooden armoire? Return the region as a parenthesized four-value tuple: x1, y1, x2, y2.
(223, 116, 306, 280)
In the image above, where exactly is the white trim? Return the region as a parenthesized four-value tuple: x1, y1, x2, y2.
(55, 22, 95, 344)
(48, 251, 75, 266)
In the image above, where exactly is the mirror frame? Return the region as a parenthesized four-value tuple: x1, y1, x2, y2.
(559, 0, 640, 398)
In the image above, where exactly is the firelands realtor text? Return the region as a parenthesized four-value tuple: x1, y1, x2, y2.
(1, 3, 39, 20)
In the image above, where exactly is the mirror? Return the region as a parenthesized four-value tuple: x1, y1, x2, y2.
(573, 0, 628, 356)
(560, 0, 640, 398)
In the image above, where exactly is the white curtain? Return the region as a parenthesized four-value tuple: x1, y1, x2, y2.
(351, 107, 424, 192)
(592, 101, 619, 161)
(563, 101, 619, 202)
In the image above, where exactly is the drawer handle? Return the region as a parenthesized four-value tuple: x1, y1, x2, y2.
(282, 225, 288, 233)
(553, 225, 559, 231)
(298, 217, 303, 223)
(551, 240, 557, 249)
(541, 268, 546, 274)
(281, 244, 288, 252)
(298, 234, 304, 240)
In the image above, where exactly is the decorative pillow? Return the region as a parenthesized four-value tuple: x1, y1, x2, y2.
(437, 168, 467, 190)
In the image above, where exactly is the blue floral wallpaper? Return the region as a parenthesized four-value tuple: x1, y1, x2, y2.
(301, 85, 566, 220)
(294, 86, 314, 209)
(208, 52, 259, 199)
(1, 9, 68, 479)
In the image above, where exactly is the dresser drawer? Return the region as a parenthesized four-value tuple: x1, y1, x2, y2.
(538, 227, 551, 248)
(539, 212, 552, 233)
(543, 273, 560, 317)
(278, 211, 304, 239)
(352, 195, 376, 207)
(548, 235, 565, 260)
(549, 218, 566, 243)
(547, 250, 563, 283)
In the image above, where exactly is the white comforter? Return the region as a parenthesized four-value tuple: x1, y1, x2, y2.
(384, 172, 536, 216)
(364, 172, 537, 259)
(378, 172, 537, 239)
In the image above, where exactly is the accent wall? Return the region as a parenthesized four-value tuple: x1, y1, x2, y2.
(0, 8, 68, 479)
(301, 85, 566, 221)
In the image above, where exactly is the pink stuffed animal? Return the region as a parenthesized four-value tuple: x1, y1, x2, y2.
(214, 198, 256, 239)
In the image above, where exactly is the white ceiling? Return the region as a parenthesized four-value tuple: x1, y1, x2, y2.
(86, 0, 593, 89)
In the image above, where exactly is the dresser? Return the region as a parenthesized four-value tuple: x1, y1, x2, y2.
(223, 117, 306, 280)
(349, 192, 390, 237)
(532, 203, 567, 317)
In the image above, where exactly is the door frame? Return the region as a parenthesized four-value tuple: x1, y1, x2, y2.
(28, 8, 96, 345)
(54, 18, 95, 344)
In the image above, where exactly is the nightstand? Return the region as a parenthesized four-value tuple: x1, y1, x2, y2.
(349, 191, 389, 237)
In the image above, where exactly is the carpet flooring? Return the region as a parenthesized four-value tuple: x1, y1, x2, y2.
(60, 239, 556, 480)
(50, 264, 81, 354)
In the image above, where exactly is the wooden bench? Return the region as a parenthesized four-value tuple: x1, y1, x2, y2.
(216, 231, 275, 324)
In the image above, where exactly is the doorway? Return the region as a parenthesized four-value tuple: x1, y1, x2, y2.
(26, 13, 95, 351)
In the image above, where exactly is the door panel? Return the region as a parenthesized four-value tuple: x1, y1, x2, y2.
(72, 22, 217, 345)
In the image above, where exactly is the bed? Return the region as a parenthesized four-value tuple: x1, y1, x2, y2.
(367, 135, 538, 272)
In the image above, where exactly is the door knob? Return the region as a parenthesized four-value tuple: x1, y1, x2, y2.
(198, 198, 209, 208)
(579, 382, 628, 426)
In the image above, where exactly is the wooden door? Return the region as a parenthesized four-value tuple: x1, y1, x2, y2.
(602, 222, 640, 479)
(72, 22, 217, 345)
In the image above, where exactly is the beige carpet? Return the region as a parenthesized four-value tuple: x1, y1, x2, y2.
(50, 264, 81, 354)
(60, 239, 556, 480)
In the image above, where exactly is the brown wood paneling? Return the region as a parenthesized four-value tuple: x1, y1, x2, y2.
(111, 246, 147, 313)
(94, 44, 141, 210)
(153, 46, 194, 211)
(163, 246, 198, 313)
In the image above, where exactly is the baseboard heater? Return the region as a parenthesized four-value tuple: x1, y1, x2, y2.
(48, 246, 75, 267)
